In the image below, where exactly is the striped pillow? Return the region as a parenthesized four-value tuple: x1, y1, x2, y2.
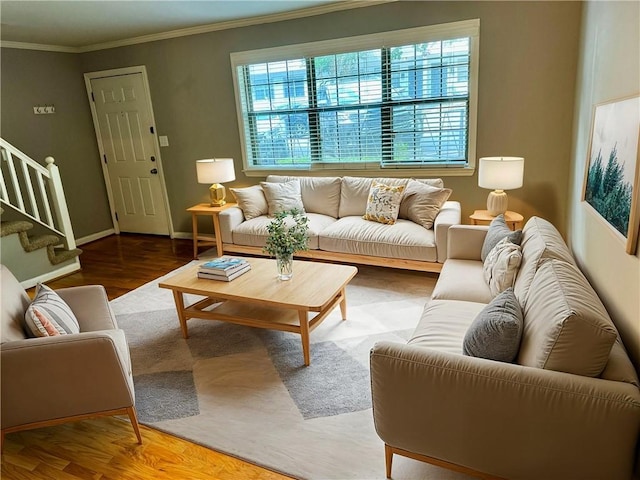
(24, 283, 80, 337)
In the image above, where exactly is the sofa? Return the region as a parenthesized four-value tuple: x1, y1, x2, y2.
(219, 175, 461, 272)
(370, 216, 640, 480)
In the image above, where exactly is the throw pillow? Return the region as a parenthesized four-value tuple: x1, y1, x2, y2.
(260, 180, 305, 216)
(462, 287, 523, 363)
(24, 283, 80, 337)
(398, 180, 452, 229)
(483, 237, 523, 296)
(230, 185, 268, 220)
(362, 182, 405, 225)
(481, 214, 523, 262)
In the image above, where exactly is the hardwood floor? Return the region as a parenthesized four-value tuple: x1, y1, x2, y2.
(5, 233, 295, 480)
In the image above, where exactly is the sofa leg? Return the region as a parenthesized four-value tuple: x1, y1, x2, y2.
(385, 443, 393, 478)
(127, 406, 143, 444)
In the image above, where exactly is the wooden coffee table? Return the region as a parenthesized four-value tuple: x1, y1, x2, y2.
(158, 257, 358, 366)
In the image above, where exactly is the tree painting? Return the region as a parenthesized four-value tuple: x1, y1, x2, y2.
(584, 95, 640, 253)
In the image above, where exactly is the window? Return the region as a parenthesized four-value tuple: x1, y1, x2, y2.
(231, 20, 479, 176)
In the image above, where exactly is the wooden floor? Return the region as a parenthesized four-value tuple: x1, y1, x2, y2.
(4, 233, 295, 480)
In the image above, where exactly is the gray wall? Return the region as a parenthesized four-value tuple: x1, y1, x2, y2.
(0, 49, 112, 239)
(1, 1, 581, 237)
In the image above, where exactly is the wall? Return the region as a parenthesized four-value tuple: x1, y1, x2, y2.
(77, 1, 581, 234)
(0, 49, 112, 239)
(568, 1, 640, 369)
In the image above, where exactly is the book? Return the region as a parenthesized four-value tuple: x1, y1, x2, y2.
(197, 264, 251, 282)
(199, 256, 249, 275)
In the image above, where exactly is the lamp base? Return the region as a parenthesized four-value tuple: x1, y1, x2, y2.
(209, 183, 227, 207)
(486, 190, 508, 216)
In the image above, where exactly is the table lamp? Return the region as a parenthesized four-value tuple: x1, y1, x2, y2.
(478, 156, 524, 216)
(196, 158, 236, 206)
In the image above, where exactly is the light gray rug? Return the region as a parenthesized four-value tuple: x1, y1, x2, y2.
(111, 259, 474, 480)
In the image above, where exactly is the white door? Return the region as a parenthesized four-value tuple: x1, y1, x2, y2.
(89, 73, 169, 235)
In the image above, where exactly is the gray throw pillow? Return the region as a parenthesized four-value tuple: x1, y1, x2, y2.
(481, 214, 523, 262)
(462, 287, 523, 363)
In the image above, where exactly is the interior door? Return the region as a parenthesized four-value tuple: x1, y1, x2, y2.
(90, 73, 169, 235)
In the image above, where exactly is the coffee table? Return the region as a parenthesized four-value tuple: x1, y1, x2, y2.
(158, 257, 358, 366)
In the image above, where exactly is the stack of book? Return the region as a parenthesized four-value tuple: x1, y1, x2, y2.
(197, 256, 251, 281)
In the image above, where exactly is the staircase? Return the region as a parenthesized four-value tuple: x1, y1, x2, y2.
(0, 139, 82, 287)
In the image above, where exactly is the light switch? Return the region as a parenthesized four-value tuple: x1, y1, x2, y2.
(159, 136, 169, 147)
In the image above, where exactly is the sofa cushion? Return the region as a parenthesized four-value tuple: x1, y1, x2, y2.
(518, 260, 618, 377)
(24, 283, 80, 337)
(408, 299, 486, 354)
(1, 264, 31, 343)
(432, 259, 493, 304)
(260, 180, 305, 216)
(462, 288, 523, 363)
(513, 216, 576, 307)
(398, 180, 452, 229)
(481, 214, 523, 262)
(339, 177, 443, 218)
(362, 182, 405, 225)
(266, 175, 341, 217)
(483, 238, 523, 296)
(232, 213, 335, 250)
(230, 185, 268, 220)
(319, 216, 437, 261)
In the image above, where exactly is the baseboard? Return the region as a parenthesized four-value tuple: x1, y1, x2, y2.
(172, 231, 194, 240)
(76, 229, 116, 246)
(19, 258, 81, 289)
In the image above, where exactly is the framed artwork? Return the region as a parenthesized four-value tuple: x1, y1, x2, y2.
(583, 94, 640, 255)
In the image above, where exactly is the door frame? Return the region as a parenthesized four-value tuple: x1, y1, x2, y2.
(84, 65, 174, 237)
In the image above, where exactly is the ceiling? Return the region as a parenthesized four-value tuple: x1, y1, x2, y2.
(0, 0, 369, 51)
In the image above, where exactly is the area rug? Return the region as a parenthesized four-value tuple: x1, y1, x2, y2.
(111, 259, 474, 480)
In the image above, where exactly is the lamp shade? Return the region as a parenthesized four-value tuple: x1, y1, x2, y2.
(196, 158, 236, 184)
(478, 157, 524, 190)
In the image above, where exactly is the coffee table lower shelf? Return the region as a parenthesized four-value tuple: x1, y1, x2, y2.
(171, 288, 347, 366)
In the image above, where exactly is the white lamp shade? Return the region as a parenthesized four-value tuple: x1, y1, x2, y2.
(478, 157, 524, 190)
(196, 158, 236, 184)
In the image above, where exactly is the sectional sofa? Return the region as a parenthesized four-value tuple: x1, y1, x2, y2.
(370, 216, 640, 480)
(218, 175, 461, 272)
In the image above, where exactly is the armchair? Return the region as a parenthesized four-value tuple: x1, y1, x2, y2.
(0, 264, 142, 446)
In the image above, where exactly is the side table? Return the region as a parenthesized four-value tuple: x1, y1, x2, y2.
(470, 210, 524, 230)
(187, 203, 236, 259)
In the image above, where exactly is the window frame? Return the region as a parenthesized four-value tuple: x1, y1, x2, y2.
(230, 19, 480, 178)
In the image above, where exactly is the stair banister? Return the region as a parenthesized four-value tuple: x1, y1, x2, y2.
(45, 157, 76, 250)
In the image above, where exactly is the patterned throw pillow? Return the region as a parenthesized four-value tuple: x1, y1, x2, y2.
(483, 237, 523, 296)
(24, 283, 80, 337)
(363, 182, 406, 225)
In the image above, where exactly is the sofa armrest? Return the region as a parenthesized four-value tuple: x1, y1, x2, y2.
(434, 201, 461, 263)
(219, 207, 245, 244)
(370, 341, 640, 480)
(55, 285, 116, 332)
(446, 224, 488, 260)
(1, 329, 135, 430)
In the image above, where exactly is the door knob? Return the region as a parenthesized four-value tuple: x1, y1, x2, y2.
(150, 168, 158, 174)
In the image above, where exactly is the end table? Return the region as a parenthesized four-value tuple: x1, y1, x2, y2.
(470, 210, 524, 230)
(187, 203, 236, 259)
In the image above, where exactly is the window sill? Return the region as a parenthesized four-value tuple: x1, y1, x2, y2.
(242, 165, 476, 178)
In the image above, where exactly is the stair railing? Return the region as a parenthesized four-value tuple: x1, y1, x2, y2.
(0, 138, 76, 250)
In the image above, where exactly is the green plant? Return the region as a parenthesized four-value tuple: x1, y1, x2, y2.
(263, 209, 310, 258)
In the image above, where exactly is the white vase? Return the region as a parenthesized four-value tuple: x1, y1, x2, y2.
(276, 253, 294, 281)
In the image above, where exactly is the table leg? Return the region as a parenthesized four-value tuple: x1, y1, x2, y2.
(339, 288, 348, 320)
(172, 290, 189, 339)
(212, 213, 223, 257)
(299, 310, 311, 366)
(191, 213, 199, 259)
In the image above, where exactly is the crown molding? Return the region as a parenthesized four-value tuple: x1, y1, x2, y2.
(0, 0, 397, 54)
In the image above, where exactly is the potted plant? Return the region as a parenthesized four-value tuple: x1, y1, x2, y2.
(263, 209, 310, 280)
